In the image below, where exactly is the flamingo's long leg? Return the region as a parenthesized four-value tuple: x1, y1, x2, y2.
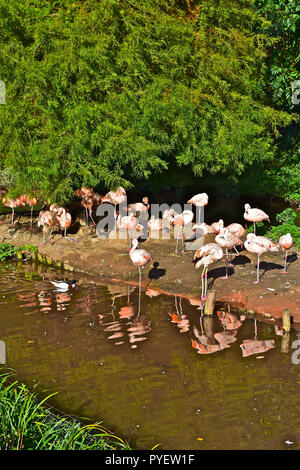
(175, 227, 180, 253)
(282, 250, 288, 274)
(233, 245, 239, 256)
(204, 267, 208, 301)
(137, 267, 141, 317)
(222, 248, 229, 279)
(60, 227, 76, 242)
(181, 227, 186, 254)
(253, 255, 260, 284)
(11, 208, 14, 225)
(201, 265, 205, 301)
(30, 206, 33, 229)
(89, 210, 96, 226)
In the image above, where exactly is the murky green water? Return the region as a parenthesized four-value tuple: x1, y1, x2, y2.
(1, 261, 300, 450)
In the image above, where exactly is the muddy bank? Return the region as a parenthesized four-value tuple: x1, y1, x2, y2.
(0, 213, 299, 323)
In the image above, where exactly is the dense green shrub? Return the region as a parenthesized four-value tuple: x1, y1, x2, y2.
(0, 0, 292, 203)
(266, 209, 300, 248)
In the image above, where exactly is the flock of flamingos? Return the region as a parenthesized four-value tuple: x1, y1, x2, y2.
(0, 186, 294, 302)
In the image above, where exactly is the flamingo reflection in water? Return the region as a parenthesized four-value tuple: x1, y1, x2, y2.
(191, 325, 238, 355)
(279, 233, 293, 274)
(17, 287, 72, 314)
(99, 283, 152, 348)
(168, 296, 190, 333)
(191, 309, 245, 355)
(239, 319, 275, 357)
(101, 311, 151, 348)
(217, 311, 244, 331)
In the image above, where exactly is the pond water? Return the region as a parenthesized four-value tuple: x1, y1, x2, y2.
(1, 261, 300, 450)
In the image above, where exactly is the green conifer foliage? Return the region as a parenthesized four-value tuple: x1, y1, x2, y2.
(0, 1, 292, 202)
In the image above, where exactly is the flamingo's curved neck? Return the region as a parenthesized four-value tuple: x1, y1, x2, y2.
(130, 240, 138, 253)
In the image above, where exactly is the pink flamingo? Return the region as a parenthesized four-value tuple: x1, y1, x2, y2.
(193, 243, 223, 301)
(148, 215, 163, 232)
(101, 186, 127, 220)
(162, 209, 178, 224)
(192, 223, 217, 235)
(244, 204, 270, 234)
(129, 239, 152, 315)
(173, 210, 194, 254)
(117, 215, 143, 249)
(226, 223, 246, 239)
(75, 188, 102, 225)
(244, 233, 279, 284)
(127, 197, 150, 215)
(81, 194, 102, 225)
(215, 228, 243, 279)
(3, 196, 26, 225)
(187, 193, 208, 207)
(211, 219, 224, 234)
(55, 207, 75, 241)
(38, 210, 53, 245)
(279, 233, 293, 274)
(20, 194, 39, 229)
(75, 187, 95, 198)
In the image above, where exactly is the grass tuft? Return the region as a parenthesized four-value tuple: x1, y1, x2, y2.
(0, 372, 131, 450)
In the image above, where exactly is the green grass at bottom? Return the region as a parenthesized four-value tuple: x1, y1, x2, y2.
(0, 371, 131, 450)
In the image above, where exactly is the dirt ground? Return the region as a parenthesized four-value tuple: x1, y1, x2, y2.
(0, 212, 299, 323)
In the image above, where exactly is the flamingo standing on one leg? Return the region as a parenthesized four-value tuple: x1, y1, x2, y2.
(101, 187, 127, 222)
(187, 193, 209, 207)
(129, 239, 152, 316)
(21, 194, 39, 229)
(127, 197, 150, 216)
(148, 215, 163, 234)
(173, 210, 194, 254)
(244, 233, 279, 284)
(117, 215, 143, 249)
(3, 197, 26, 225)
(244, 204, 270, 234)
(279, 233, 293, 274)
(187, 193, 209, 226)
(193, 243, 224, 301)
(55, 207, 75, 241)
(38, 210, 53, 245)
(215, 228, 243, 279)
